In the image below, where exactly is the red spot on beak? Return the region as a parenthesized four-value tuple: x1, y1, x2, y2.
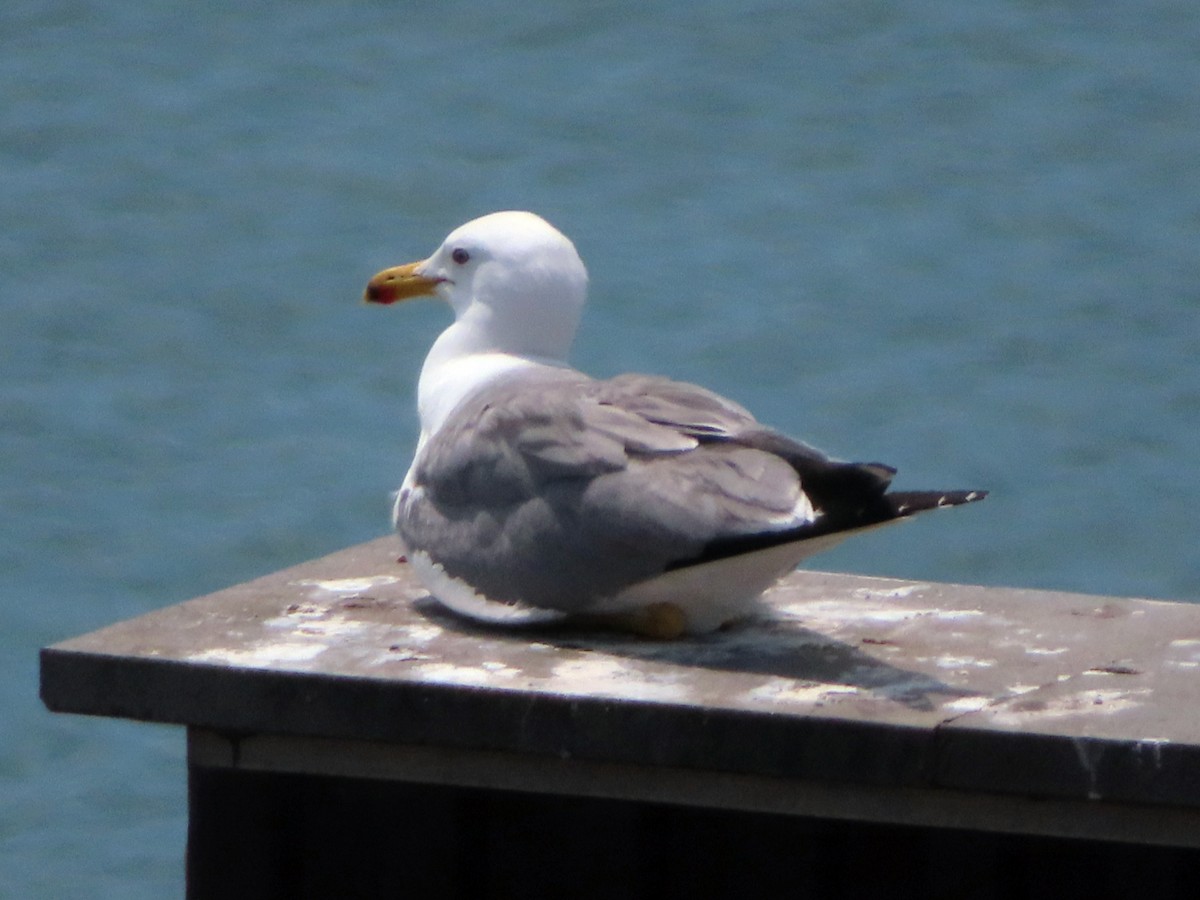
(365, 282, 398, 304)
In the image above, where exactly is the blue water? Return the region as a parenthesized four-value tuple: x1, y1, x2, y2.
(4, 1, 1199, 894)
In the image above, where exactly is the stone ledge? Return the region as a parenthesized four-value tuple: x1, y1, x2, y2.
(40, 537, 1200, 845)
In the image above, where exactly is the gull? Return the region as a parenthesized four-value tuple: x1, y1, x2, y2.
(365, 211, 985, 637)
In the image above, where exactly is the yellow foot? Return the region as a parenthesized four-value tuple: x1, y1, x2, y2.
(580, 602, 688, 639)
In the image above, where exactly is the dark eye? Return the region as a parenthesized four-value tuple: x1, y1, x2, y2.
(451, 248, 470, 265)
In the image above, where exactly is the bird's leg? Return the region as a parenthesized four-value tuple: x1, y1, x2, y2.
(577, 602, 689, 640)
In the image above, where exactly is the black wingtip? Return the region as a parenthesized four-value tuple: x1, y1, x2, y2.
(669, 487, 987, 571)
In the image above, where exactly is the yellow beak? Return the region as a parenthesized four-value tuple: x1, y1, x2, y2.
(363, 261, 444, 305)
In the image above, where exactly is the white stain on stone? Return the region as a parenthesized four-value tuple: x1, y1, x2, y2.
(390, 623, 443, 643)
(293, 575, 401, 593)
(188, 641, 327, 667)
(547, 656, 692, 702)
(943, 696, 991, 714)
(409, 661, 521, 687)
(480, 660, 521, 676)
(1006, 684, 1042, 695)
(1134, 737, 1170, 770)
(988, 688, 1151, 726)
(1073, 739, 1104, 800)
(852, 583, 931, 601)
(191, 589, 410, 670)
(263, 609, 372, 640)
(783, 599, 986, 627)
(745, 678, 860, 706)
(1025, 646, 1069, 656)
(934, 656, 997, 669)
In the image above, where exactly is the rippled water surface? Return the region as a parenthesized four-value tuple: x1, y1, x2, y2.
(3, 1, 1199, 894)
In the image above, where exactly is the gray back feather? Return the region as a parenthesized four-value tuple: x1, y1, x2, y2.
(402, 368, 821, 611)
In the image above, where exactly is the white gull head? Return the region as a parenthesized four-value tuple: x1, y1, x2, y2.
(365, 210, 589, 442)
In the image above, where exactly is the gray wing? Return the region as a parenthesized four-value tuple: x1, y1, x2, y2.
(398, 368, 893, 613)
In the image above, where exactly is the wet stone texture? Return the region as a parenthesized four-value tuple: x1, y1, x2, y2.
(41, 537, 1200, 812)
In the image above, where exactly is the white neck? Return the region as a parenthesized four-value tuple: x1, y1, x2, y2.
(416, 320, 569, 442)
